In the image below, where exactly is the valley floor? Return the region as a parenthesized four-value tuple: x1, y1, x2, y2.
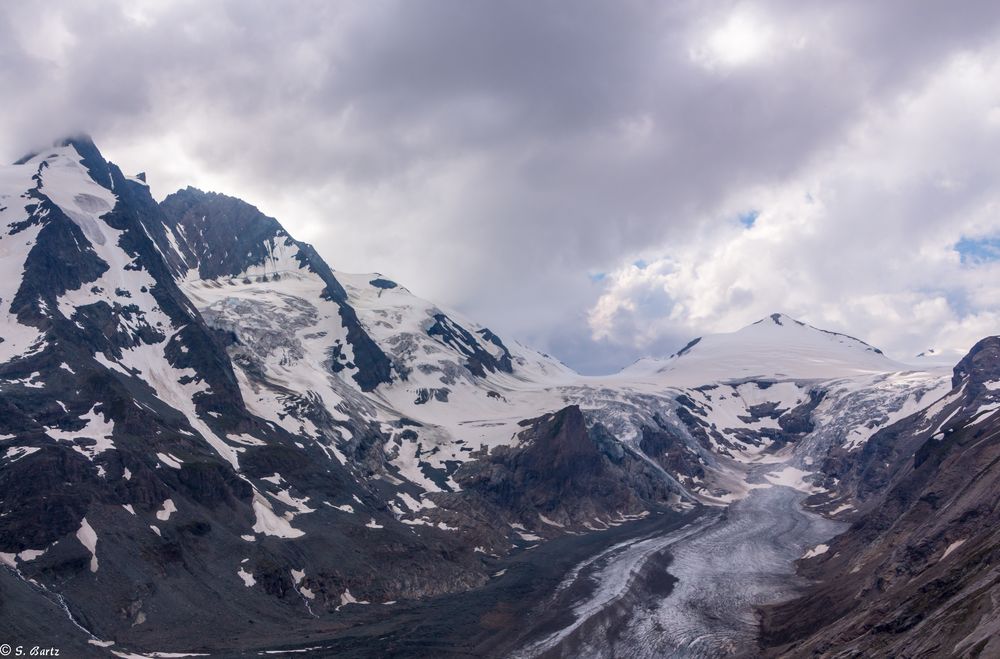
(202, 468, 842, 658)
(516, 483, 844, 658)
(202, 507, 700, 658)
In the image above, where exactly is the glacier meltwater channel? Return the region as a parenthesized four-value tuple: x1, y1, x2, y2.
(512, 457, 846, 658)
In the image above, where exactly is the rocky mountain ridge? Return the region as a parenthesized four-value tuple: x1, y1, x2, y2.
(760, 336, 1000, 657)
(0, 136, 995, 657)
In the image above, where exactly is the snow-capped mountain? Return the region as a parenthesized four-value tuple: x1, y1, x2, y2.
(622, 312, 903, 383)
(1, 136, 996, 657)
(160, 187, 586, 499)
(0, 138, 689, 655)
(0, 138, 515, 654)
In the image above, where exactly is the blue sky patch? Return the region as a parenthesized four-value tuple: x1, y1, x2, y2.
(955, 236, 1000, 265)
(738, 209, 759, 228)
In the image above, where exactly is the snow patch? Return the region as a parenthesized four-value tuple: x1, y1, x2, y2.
(237, 567, 256, 587)
(942, 539, 966, 560)
(764, 467, 823, 494)
(261, 473, 284, 485)
(76, 518, 98, 572)
(802, 543, 829, 559)
(252, 493, 304, 538)
(338, 589, 370, 608)
(157, 452, 183, 469)
(4, 446, 40, 462)
(45, 405, 116, 458)
(155, 499, 177, 521)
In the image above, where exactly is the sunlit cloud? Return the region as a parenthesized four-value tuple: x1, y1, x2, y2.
(689, 7, 778, 69)
(589, 47, 1000, 362)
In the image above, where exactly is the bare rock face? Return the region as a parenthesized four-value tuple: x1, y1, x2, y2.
(953, 335, 1000, 389)
(759, 338, 1000, 658)
(426, 313, 514, 377)
(160, 186, 394, 392)
(451, 406, 675, 527)
(672, 380, 825, 459)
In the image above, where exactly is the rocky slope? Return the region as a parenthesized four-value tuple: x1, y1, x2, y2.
(759, 336, 1000, 658)
(0, 138, 512, 654)
(0, 138, 697, 655)
(0, 136, 993, 657)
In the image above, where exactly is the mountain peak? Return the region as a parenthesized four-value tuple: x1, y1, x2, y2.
(55, 133, 101, 154)
(159, 187, 287, 281)
(742, 313, 882, 353)
(623, 313, 901, 383)
(59, 135, 112, 188)
(756, 312, 803, 327)
(14, 133, 113, 190)
(15, 133, 101, 163)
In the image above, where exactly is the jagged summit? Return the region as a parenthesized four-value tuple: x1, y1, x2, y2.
(622, 312, 906, 384)
(160, 186, 291, 281)
(14, 133, 98, 162)
(757, 311, 798, 326)
(159, 185, 396, 391)
(13, 135, 113, 186)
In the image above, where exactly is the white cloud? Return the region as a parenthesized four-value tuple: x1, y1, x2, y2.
(3, 1, 1000, 373)
(590, 47, 1000, 362)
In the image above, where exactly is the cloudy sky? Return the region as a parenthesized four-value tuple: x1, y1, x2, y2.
(4, 1, 1000, 373)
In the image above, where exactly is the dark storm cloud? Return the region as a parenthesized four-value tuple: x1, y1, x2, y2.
(3, 1, 1000, 372)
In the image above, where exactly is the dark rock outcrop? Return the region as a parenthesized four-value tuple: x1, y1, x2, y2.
(439, 406, 680, 540)
(759, 339, 1000, 658)
(427, 312, 514, 377)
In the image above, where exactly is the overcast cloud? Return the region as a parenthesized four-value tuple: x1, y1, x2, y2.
(3, 1, 1000, 372)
